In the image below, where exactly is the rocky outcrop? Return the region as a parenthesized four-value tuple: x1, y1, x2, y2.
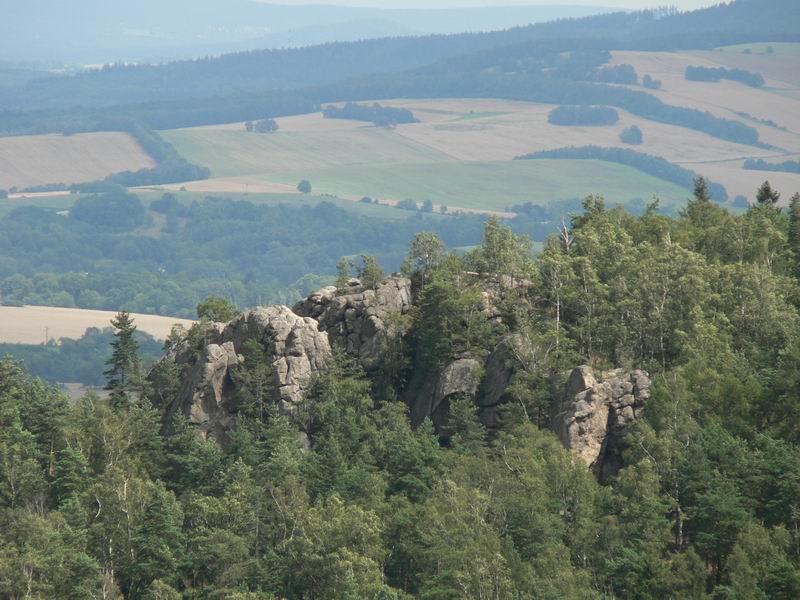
(553, 366, 650, 480)
(409, 358, 483, 430)
(476, 335, 526, 430)
(294, 277, 412, 370)
(169, 341, 241, 439)
(152, 276, 650, 480)
(153, 306, 331, 440)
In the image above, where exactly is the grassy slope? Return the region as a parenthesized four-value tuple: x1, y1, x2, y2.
(262, 159, 689, 210)
(162, 124, 453, 178)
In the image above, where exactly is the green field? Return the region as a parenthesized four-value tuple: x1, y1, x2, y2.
(162, 115, 693, 213)
(260, 159, 690, 211)
(162, 126, 453, 178)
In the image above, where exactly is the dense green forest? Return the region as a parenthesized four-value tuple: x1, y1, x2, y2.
(2, 181, 800, 598)
(0, 327, 163, 386)
(322, 102, 418, 127)
(0, 191, 493, 316)
(685, 65, 765, 87)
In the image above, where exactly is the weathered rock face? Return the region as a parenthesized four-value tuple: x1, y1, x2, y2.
(166, 340, 241, 440)
(153, 306, 331, 440)
(476, 335, 525, 430)
(553, 366, 650, 480)
(294, 277, 412, 370)
(409, 358, 483, 430)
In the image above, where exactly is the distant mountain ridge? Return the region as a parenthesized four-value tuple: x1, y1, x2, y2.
(0, 1, 612, 64)
(0, 0, 797, 139)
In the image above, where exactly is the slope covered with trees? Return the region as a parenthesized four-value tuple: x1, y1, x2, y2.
(2, 180, 800, 598)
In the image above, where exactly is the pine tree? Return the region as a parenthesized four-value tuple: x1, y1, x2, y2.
(756, 180, 781, 205)
(335, 257, 351, 289)
(358, 255, 385, 289)
(104, 311, 142, 409)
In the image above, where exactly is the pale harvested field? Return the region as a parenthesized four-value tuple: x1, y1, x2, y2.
(0, 132, 154, 190)
(0, 306, 194, 344)
(609, 50, 800, 137)
(607, 49, 800, 201)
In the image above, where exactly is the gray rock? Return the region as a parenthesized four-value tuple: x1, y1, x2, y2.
(552, 366, 650, 480)
(152, 305, 331, 440)
(294, 277, 412, 370)
(410, 358, 483, 432)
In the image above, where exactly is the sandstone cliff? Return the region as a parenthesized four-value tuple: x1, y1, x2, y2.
(151, 276, 650, 478)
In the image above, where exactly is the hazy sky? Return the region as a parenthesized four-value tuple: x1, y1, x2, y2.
(264, 0, 716, 9)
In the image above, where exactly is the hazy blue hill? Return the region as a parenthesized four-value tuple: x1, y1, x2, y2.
(0, 1, 610, 64)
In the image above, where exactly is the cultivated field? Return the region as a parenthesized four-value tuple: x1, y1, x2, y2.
(162, 73, 800, 211)
(261, 159, 690, 211)
(609, 45, 800, 200)
(0, 305, 194, 344)
(0, 132, 154, 190)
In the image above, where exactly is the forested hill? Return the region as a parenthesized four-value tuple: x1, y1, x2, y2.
(1, 0, 797, 118)
(2, 186, 800, 597)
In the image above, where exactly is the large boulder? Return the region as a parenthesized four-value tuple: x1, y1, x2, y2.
(294, 277, 412, 370)
(553, 366, 650, 480)
(152, 306, 331, 440)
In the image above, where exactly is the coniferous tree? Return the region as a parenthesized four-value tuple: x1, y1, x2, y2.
(104, 312, 142, 409)
(756, 180, 781, 205)
(335, 257, 351, 289)
(358, 255, 385, 289)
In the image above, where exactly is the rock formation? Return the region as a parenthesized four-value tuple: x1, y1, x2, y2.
(409, 357, 483, 430)
(294, 277, 412, 370)
(553, 366, 650, 480)
(154, 305, 330, 440)
(152, 275, 650, 480)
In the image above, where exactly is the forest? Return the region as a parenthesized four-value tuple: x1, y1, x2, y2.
(744, 158, 800, 174)
(0, 193, 491, 316)
(322, 102, 419, 127)
(1, 180, 800, 598)
(685, 66, 766, 87)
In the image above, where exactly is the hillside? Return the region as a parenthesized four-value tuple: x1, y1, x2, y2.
(2, 196, 800, 597)
(161, 93, 800, 208)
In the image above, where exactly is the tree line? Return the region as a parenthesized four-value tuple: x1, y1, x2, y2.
(685, 65, 765, 87)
